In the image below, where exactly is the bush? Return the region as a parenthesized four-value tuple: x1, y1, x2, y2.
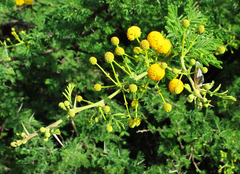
(0, 0, 240, 173)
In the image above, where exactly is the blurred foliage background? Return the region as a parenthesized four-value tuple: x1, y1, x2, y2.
(0, 0, 240, 173)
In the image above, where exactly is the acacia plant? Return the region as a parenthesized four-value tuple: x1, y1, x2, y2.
(1, 0, 240, 173)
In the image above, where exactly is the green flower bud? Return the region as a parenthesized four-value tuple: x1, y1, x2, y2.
(106, 125, 113, 132)
(21, 132, 26, 138)
(163, 103, 172, 112)
(202, 97, 208, 103)
(140, 39, 150, 50)
(204, 84, 211, 90)
(45, 132, 51, 138)
(187, 94, 195, 103)
(182, 19, 190, 28)
(184, 84, 192, 93)
(193, 89, 200, 96)
(202, 67, 208, 74)
(40, 127, 46, 133)
(189, 59, 196, 66)
(64, 101, 70, 107)
(161, 62, 168, 69)
(94, 84, 101, 91)
(58, 102, 65, 108)
(197, 25, 205, 34)
(43, 137, 48, 142)
(103, 105, 110, 113)
(89, 57, 97, 65)
(133, 47, 142, 54)
(129, 84, 138, 93)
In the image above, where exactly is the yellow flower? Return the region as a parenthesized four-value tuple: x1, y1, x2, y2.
(148, 64, 165, 81)
(133, 47, 142, 54)
(16, 0, 24, 6)
(89, 56, 97, 65)
(111, 36, 119, 45)
(147, 31, 164, 50)
(103, 105, 110, 113)
(169, 79, 184, 94)
(106, 125, 113, 132)
(115, 47, 125, 56)
(157, 38, 171, 54)
(127, 26, 141, 41)
(104, 52, 114, 63)
(25, 0, 33, 5)
(94, 84, 101, 91)
(140, 39, 150, 50)
(163, 103, 172, 112)
(129, 84, 138, 93)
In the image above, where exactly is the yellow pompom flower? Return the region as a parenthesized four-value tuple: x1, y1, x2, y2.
(147, 31, 164, 50)
(127, 26, 141, 41)
(140, 39, 150, 50)
(163, 103, 172, 112)
(89, 56, 97, 65)
(133, 47, 142, 54)
(128, 119, 136, 128)
(182, 19, 190, 28)
(115, 47, 125, 56)
(129, 84, 138, 93)
(16, 0, 24, 6)
(131, 100, 139, 109)
(94, 84, 101, 91)
(25, 0, 33, 5)
(216, 46, 225, 54)
(157, 38, 171, 54)
(104, 52, 114, 63)
(103, 105, 110, 113)
(169, 79, 184, 94)
(111, 36, 119, 45)
(148, 64, 165, 81)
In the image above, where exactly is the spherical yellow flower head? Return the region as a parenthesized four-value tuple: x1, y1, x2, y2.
(131, 100, 139, 109)
(104, 52, 114, 63)
(103, 105, 110, 113)
(133, 47, 142, 54)
(134, 118, 141, 126)
(25, 0, 33, 5)
(182, 19, 190, 28)
(147, 31, 164, 50)
(128, 119, 136, 128)
(89, 56, 97, 65)
(140, 39, 150, 50)
(16, 0, 24, 6)
(216, 46, 226, 54)
(6, 57, 11, 61)
(197, 25, 205, 34)
(157, 38, 171, 54)
(76, 95, 83, 102)
(115, 47, 125, 56)
(111, 36, 119, 45)
(94, 84, 101, 91)
(163, 103, 172, 112)
(127, 26, 141, 41)
(129, 84, 138, 93)
(106, 125, 113, 132)
(169, 79, 184, 94)
(148, 64, 165, 81)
